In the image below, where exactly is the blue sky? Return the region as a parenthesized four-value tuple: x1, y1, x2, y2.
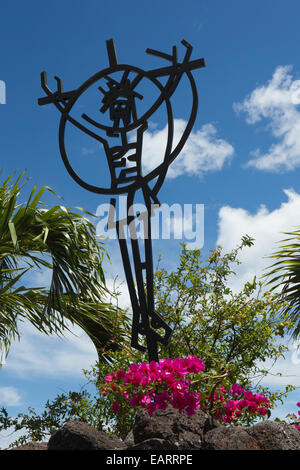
(1, 0, 300, 446)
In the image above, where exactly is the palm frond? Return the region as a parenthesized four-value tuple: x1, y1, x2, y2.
(264, 228, 300, 339)
(0, 173, 129, 362)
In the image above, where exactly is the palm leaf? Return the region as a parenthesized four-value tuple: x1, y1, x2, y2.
(264, 228, 300, 339)
(0, 173, 130, 362)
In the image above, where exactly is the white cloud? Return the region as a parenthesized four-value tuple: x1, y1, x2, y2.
(0, 387, 21, 406)
(217, 192, 300, 418)
(3, 321, 97, 378)
(140, 119, 234, 178)
(82, 146, 95, 156)
(257, 350, 300, 389)
(252, 344, 300, 420)
(0, 427, 26, 450)
(104, 276, 131, 311)
(234, 65, 300, 172)
(217, 188, 300, 292)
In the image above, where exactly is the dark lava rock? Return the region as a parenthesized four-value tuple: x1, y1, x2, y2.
(246, 420, 300, 450)
(203, 426, 261, 450)
(133, 407, 217, 450)
(128, 438, 177, 450)
(48, 420, 126, 450)
(124, 430, 135, 447)
(10, 442, 48, 450)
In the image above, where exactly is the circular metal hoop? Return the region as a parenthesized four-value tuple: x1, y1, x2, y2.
(58, 64, 174, 195)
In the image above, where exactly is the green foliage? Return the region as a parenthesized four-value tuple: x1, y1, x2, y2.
(153, 238, 292, 388)
(85, 237, 295, 436)
(0, 390, 104, 449)
(264, 227, 300, 339)
(1, 237, 296, 445)
(0, 172, 130, 363)
(85, 350, 142, 440)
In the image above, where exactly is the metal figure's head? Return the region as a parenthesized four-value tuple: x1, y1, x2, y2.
(38, 38, 205, 196)
(99, 74, 143, 133)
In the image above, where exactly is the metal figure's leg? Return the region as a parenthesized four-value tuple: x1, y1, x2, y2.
(142, 193, 173, 347)
(116, 221, 146, 353)
(109, 199, 146, 354)
(109, 192, 173, 363)
(127, 215, 159, 362)
(127, 191, 173, 362)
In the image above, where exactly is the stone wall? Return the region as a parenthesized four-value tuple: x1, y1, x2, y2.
(10, 407, 300, 451)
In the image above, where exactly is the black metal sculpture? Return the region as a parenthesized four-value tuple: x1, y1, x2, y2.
(38, 39, 205, 362)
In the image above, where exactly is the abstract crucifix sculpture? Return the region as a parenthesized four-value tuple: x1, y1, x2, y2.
(38, 39, 205, 362)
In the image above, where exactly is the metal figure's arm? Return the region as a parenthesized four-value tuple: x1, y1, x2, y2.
(38, 72, 76, 110)
(38, 72, 108, 146)
(143, 40, 205, 198)
(144, 40, 205, 114)
(146, 40, 205, 80)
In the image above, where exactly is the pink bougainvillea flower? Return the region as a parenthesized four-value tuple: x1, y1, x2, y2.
(153, 390, 169, 411)
(247, 401, 258, 413)
(213, 409, 223, 420)
(141, 394, 152, 406)
(147, 400, 161, 417)
(254, 393, 270, 405)
(105, 373, 116, 383)
(140, 376, 149, 387)
(116, 369, 125, 381)
(229, 384, 243, 397)
(243, 390, 254, 401)
(138, 362, 150, 374)
(184, 392, 199, 417)
(170, 390, 187, 412)
(100, 356, 271, 425)
(258, 407, 268, 416)
(224, 400, 239, 415)
(129, 394, 141, 407)
(237, 399, 248, 410)
(186, 355, 205, 374)
(112, 400, 120, 413)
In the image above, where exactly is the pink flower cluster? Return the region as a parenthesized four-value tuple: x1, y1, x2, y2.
(101, 357, 271, 423)
(102, 356, 205, 417)
(292, 402, 300, 432)
(199, 386, 271, 424)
